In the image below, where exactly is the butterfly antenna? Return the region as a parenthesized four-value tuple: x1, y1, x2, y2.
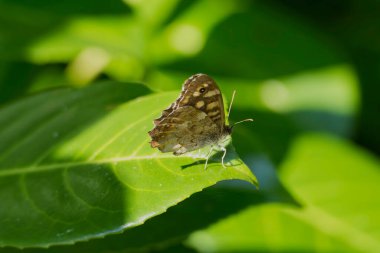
(231, 118, 254, 130)
(227, 90, 254, 130)
(233, 118, 254, 126)
(227, 90, 236, 120)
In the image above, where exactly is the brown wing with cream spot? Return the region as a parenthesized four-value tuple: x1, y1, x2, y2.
(152, 74, 199, 124)
(152, 74, 226, 133)
(149, 106, 220, 155)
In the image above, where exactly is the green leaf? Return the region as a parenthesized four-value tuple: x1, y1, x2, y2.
(0, 187, 263, 253)
(280, 134, 380, 252)
(0, 83, 257, 248)
(186, 134, 380, 253)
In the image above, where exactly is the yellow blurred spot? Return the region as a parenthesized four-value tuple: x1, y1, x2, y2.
(66, 47, 110, 87)
(169, 24, 204, 56)
(187, 231, 217, 253)
(260, 80, 290, 112)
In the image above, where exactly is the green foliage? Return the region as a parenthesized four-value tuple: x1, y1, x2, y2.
(187, 134, 380, 252)
(0, 0, 379, 252)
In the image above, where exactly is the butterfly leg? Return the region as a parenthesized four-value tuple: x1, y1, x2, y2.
(220, 146, 227, 168)
(204, 146, 214, 170)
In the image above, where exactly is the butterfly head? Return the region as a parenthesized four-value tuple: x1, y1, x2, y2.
(224, 125, 233, 135)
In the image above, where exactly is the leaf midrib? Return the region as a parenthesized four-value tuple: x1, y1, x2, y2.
(0, 154, 181, 177)
(0, 153, 255, 186)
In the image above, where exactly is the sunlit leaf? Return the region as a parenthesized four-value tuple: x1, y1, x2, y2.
(0, 83, 257, 248)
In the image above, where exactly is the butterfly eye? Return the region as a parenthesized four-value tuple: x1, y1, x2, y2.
(199, 87, 206, 93)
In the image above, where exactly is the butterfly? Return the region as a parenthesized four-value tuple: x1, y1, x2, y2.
(148, 73, 252, 169)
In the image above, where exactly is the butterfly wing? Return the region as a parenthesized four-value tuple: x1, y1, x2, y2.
(153, 74, 226, 133)
(149, 106, 219, 155)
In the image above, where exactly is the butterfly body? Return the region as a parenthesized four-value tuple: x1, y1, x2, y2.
(148, 74, 231, 159)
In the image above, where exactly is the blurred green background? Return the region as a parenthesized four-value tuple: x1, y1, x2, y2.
(1, 0, 380, 252)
